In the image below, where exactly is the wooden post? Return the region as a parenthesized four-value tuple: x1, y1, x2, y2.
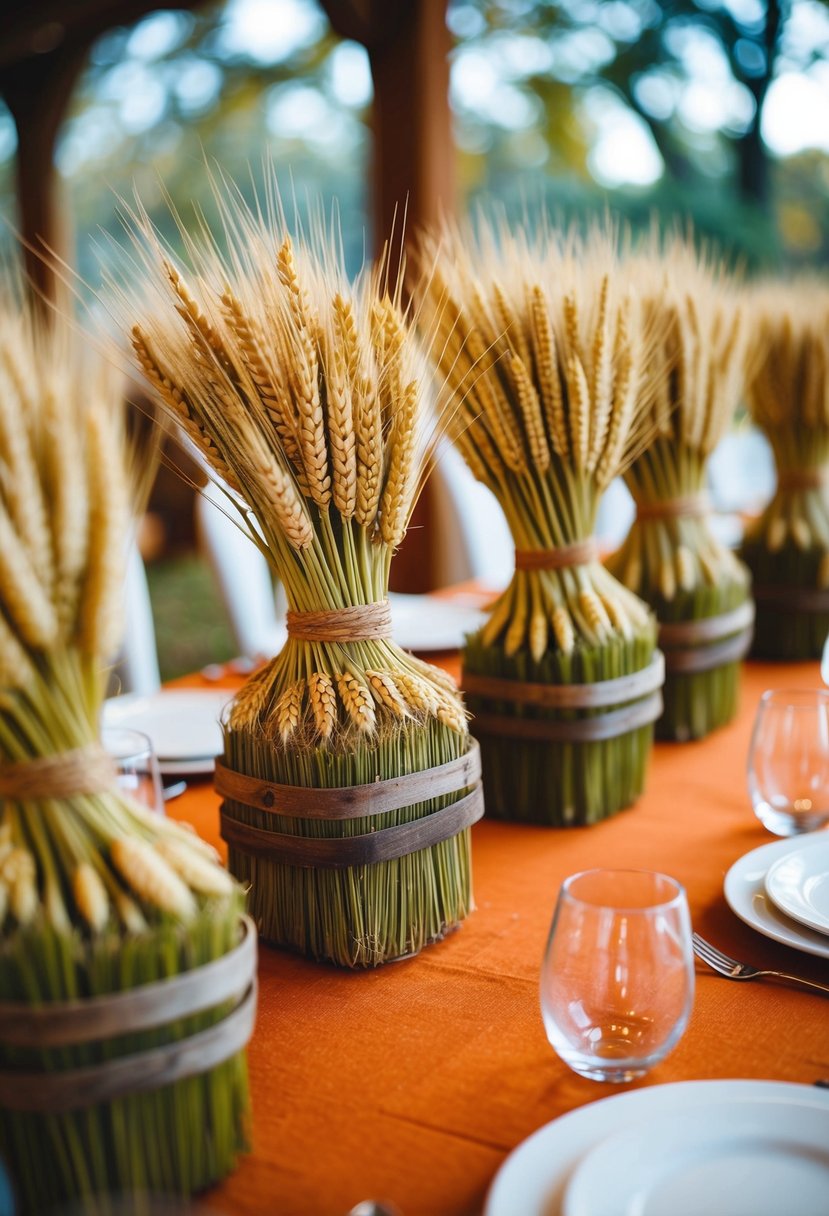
(367, 0, 455, 289)
(3, 44, 90, 308)
(322, 1, 456, 590)
(370, 1, 455, 592)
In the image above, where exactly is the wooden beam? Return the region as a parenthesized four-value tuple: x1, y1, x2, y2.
(2, 43, 91, 307)
(368, 0, 455, 285)
(0, 1, 204, 70)
(0, 0, 206, 306)
(367, 0, 455, 591)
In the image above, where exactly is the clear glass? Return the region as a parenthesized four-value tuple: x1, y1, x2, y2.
(540, 869, 694, 1083)
(102, 727, 165, 815)
(748, 689, 829, 836)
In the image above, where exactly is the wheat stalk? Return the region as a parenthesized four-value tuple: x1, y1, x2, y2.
(107, 183, 475, 967)
(0, 283, 251, 1210)
(417, 218, 659, 826)
(739, 277, 829, 658)
(607, 236, 750, 740)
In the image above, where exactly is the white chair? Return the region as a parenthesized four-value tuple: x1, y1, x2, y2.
(708, 425, 775, 515)
(111, 540, 162, 697)
(428, 439, 514, 589)
(194, 444, 515, 658)
(195, 480, 286, 659)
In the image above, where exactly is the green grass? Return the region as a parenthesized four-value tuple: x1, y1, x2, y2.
(145, 555, 237, 682)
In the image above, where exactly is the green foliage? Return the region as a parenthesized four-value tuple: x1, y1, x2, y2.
(145, 555, 236, 682)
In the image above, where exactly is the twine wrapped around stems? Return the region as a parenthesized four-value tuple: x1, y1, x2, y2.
(0, 744, 116, 800)
(285, 601, 393, 642)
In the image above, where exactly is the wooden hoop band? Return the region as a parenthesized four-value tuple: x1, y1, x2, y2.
(214, 740, 482, 821)
(221, 785, 484, 869)
(658, 599, 755, 648)
(0, 916, 256, 1048)
(753, 585, 829, 613)
(471, 691, 663, 743)
(514, 539, 598, 571)
(0, 920, 257, 1114)
(635, 493, 710, 521)
(461, 653, 665, 711)
(0, 743, 117, 800)
(286, 601, 392, 642)
(0, 982, 256, 1115)
(777, 469, 829, 491)
(663, 627, 754, 674)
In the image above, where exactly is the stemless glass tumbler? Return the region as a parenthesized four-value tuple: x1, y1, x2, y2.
(102, 726, 165, 814)
(748, 689, 829, 836)
(540, 869, 694, 1083)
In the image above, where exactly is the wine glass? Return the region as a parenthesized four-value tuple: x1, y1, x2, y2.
(102, 727, 165, 815)
(540, 869, 694, 1083)
(748, 689, 829, 836)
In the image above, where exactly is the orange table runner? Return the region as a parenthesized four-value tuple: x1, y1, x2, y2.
(168, 657, 829, 1216)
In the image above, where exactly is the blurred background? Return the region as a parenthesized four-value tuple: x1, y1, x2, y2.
(1, 0, 827, 677)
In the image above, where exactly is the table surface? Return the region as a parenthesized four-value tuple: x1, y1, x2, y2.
(168, 654, 829, 1216)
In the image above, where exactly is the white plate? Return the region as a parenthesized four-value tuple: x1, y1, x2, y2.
(563, 1098, 829, 1216)
(102, 690, 232, 776)
(765, 840, 829, 937)
(387, 593, 487, 652)
(723, 834, 829, 960)
(484, 1081, 829, 1216)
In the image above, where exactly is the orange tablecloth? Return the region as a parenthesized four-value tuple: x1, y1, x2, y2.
(169, 658, 829, 1216)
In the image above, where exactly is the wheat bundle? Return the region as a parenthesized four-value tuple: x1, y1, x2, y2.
(116, 192, 480, 968)
(606, 241, 752, 740)
(419, 222, 662, 826)
(0, 295, 253, 1215)
(739, 280, 829, 659)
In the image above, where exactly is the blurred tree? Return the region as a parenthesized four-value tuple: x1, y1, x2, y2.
(0, 0, 372, 284)
(1, 0, 827, 280)
(450, 0, 829, 266)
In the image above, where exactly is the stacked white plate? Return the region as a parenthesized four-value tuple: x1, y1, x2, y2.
(102, 689, 233, 776)
(485, 1080, 829, 1216)
(724, 831, 829, 960)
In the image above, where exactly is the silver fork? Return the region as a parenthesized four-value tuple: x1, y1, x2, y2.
(692, 932, 829, 997)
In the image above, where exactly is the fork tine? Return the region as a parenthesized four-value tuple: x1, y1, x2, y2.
(692, 932, 733, 971)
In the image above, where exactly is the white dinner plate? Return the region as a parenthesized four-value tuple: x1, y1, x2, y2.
(723, 833, 829, 960)
(387, 593, 487, 652)
(562, 1098, 829, 1216)
(102, 690, 232, 776)
(765, 839, 829, 937)
(484, 1081, 829, 1216)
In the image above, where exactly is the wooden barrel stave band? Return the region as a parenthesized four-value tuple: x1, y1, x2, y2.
(753, 585, 829, 614)
(214, 739, 482, 821)
(663, 627, 754, 674)
(461, 653, 665, 712)
(221, 784, 484, 870)
(658, 600, 755, 648)
(0, 916, 256, 1048)
(471, 691, 663, 744)
(0, 980, 257, 1114)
